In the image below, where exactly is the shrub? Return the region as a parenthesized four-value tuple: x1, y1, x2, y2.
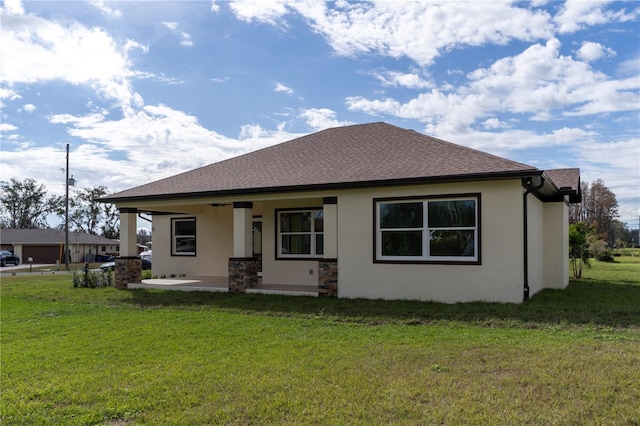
(596, 250, 614, 262)
(590, 240, 614, 262)
(72, 269, 114, 288)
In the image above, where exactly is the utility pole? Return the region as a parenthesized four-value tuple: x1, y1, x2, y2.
(65, 144, 70, 269)
(64, 144, 76, 269)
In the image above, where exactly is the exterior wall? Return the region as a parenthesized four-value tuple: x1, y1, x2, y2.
(527, 196, 545, 297)
(152, 205, 234, 277)
(135, 178, 571, 303)
(259, 199, 323, 286)
(337, 180, 526, 303)
(543, 200, 569, 289)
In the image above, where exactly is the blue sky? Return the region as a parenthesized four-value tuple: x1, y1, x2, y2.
(1, 0, 639, 229)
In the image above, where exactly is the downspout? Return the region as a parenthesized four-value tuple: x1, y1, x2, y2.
(522, 176, 545, 302)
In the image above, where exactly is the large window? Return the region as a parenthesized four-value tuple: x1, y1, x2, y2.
(277, 209, 323, 258)
(172, 217, 196, 256)
(375, 195, 479, 263)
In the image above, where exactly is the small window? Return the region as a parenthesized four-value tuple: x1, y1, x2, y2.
(277, 209, 323, 258)
(172, 217, 196, 256)
(375, 195, 479, 263)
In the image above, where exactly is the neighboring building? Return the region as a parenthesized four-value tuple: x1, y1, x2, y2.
(0, 229, 119, 264)
(102, 122, 580, 303)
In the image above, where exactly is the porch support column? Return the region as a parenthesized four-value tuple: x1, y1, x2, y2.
(319, 197, 338, 297)
(115, 208, 141, 289)
(229, 202, 258, 292)
(233, 202, 253, 258)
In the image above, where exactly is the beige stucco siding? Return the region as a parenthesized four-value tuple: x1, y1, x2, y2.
(543, 200, 569, 289)
(527, 196, 544, 297)
(260, 198, 323, 286)
(152, 205, 234, 277)
(138, 177, 570, 303)
(336, 180, 526, 303)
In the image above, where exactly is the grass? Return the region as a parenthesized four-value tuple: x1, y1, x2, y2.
(1, 258, 639, 425)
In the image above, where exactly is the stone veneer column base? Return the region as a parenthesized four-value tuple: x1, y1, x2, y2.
(318, 259, 338, 297)
(115, 257, 142, 290)
(228, 257, 259, 293)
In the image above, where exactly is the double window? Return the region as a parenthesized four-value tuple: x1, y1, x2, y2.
(172, 217, 196, 256)
(375, 195, 479, 263)
(277, 209, 323, 258)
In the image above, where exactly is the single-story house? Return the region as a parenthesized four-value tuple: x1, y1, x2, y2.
(102, 122, 580, 303)
(0, 229, 120, 264)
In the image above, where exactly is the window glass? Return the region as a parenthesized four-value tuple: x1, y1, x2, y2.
(315, 234, 324, 255)
(428, 200, 475, 227)
(281, 212, 311, 233)
(172, 218, 196, 255)
(376, 196, 479, 262)
(314, 211, 324, 232)
(381, 231, 422, 256)
(175, 219, 196, 235)
(429, 230, 475, 257)
(282, 234, 311, 255)
(380, 202, 423, 228)
(277, 209, 323, 257)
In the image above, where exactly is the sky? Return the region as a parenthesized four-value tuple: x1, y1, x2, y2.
(1, 0, 639, 230)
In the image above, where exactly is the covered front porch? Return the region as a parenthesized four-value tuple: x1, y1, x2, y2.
(114, 196, 339, 298)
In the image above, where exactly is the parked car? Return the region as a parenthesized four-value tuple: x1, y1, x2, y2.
(0, 250, 20, 267)
(100, 257, 151, 272)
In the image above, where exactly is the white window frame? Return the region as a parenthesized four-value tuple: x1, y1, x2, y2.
(171, 217, 196, 256)
(375, 195, 480, 264)
(277, 209, 324, 259)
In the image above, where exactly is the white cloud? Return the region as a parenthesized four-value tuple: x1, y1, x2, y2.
(300, 108, 354, 131)
(572, 137, 640, 221)
(238, 1, 555, 67)
(347, 38, 639, 138)
(554, 0, 640, 34)
(0, 87, 21, 107)
(372, 71, 432, 89)
(576, 41, 616, 62)
(162, 21, 178, 31)
(481, 118, 510, 130)
(211, 1, 220, 13)
(1, 0, 24, 15)
(274, 82, 294, 95)
(162, 21, 193, 47)
(91, 0, 122, 18)
(124, 39, 149, 54)
(0, 122, 18, 133)
(0, 13, 141, 111)
(42, 105, 303, 193)
(228, 0, 289, 26)
(22, 103, 36, 113)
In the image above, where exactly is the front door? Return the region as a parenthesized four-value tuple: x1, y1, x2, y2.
(252, 219, 262, 275)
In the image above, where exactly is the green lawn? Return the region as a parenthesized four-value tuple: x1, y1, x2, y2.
(2, 258, 639, 425)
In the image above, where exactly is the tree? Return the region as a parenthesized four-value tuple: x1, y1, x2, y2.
(137, 228, 151, 245)
(0, 178, 61, 228)
(51, 185, 119, 238)
(101, 203, 120, 240)
(569, 179, 619, 246)
(569, 222, 596, 278)
(66, 186, 109, 235)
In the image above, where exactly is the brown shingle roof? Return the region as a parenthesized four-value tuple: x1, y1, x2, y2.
(545, 168, 580, 192)
(105, 122, 545, 202)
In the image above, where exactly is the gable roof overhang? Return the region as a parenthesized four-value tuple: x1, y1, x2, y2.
(522, 169, 581, 203)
